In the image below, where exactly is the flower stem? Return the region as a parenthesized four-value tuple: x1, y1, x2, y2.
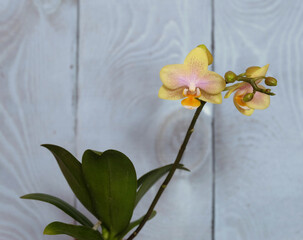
(126, 100, 207, 240)
(236, 77, 275, 96)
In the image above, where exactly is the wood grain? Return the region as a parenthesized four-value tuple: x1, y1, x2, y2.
(2, 0, 301, 239)
(77, 1, 213, 239)
(214, 0, 303, 239)
(0, 0, 77, 239)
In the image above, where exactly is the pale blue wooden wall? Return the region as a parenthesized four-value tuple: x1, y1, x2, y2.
(0, 1, 302, 240)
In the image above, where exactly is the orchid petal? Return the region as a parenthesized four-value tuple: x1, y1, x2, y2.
(224, 83, 245, 98)
(249, 64, 269, 78)
(233, 88, 254, 116)
(160, 64, 188, 90)
(246, 86, 270, 110)
(246, 66, 260, 77)
(197, 44, 213, 65)
(184, 47, 208, 75)
(233, 100, 255, 116)
(196, 71, 226, 94)
(199, 91, 222, 104)
(158, 85, 184, 100)
(236, 83, 253, 95)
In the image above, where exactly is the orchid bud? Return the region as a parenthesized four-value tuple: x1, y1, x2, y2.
(224, 71, 237, 83)
(265, 89, 271, 94)
(265, 77, 277, 86)
(243, 92, 254, 102)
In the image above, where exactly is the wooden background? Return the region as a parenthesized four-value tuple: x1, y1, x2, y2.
(0, 0, 302, 239)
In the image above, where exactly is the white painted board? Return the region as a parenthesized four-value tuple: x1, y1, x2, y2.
(77, 1, 214, 239)
(214, 0, 303, 239)
(1, 0, 301, 239)
(0, 1, 77, 239)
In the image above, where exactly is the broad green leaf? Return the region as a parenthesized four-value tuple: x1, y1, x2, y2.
(41, 144, 95, 215)
(82, 149, 137, 236)
(21, 193, 93, 227)
(118, 211, 157, 238)
(136, 164, 189, 206)
(44, 221, 103, 240)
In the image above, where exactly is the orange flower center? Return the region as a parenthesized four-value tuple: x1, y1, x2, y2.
(181, 88, 202, 109)
(235, 94, 247, 107)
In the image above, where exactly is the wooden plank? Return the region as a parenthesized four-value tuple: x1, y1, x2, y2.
(0, 1, 77, 239)
(77, 1, 213, 239)
(214, 1, 303, 239)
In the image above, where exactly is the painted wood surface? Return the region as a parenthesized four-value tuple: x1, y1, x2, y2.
(214, 0, 303, 240)
(0, 0, 77, 239)
(77, 1, 213, 239)
(0, 0, 303, 240)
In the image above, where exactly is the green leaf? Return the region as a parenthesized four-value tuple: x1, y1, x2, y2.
(20, 193, 93, 227)
(118, 211, 157, 238)
(44, 221, 103, 240)
(136, 164, 189, 206)
(41, 144, 95, 215)
(82, 149, 137, 236)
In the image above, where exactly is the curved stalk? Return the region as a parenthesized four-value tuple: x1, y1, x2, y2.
(127, 100, 207, 240)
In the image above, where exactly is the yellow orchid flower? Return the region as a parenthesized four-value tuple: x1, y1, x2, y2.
(158, 45, 226, 109)
(224, 64, 271, 116)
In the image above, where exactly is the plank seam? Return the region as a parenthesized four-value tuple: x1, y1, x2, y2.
(211, 0, 216, 239)
(74, 0, 80, 147)
(72, 0, 81, 226)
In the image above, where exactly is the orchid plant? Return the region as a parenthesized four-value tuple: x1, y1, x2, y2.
(21, 44, 277, 240)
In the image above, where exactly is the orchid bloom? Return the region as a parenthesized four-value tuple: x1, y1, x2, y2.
(158, 46, 226, 109)
(224, 64, 270, 116)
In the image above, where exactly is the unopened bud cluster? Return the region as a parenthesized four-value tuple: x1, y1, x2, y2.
(223, 66, 277, 103)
